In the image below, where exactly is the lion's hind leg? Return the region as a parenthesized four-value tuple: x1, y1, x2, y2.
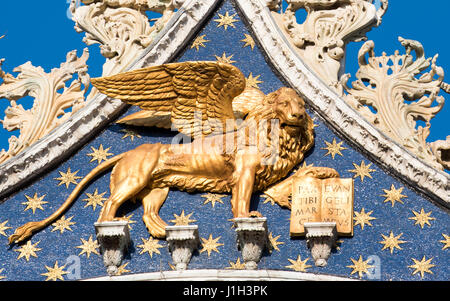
(98, 143, 162, 223)
(141, 187, 169, 238)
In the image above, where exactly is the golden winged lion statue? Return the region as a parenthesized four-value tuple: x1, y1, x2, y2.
(9, 61, 339, 244)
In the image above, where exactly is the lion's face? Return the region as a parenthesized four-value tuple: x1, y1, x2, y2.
(271, 87, 307, 132)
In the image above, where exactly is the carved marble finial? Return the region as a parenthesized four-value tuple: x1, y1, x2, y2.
(94, 221, 131, 276)
(304, 222, 337, 267)
(166, 225, 200, 271)
(233, 217, 269, 270)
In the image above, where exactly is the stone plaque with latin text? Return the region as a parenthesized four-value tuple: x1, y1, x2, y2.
(290, 177, 354, 236)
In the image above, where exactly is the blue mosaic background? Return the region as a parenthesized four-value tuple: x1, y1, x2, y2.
(0, 0, 448, 281)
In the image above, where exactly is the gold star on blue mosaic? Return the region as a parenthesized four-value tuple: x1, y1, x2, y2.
(201, 193, 226, 208)
(439, 234, 450, 250)
(137, 237, 164, 258)
(76, 235, 100, 258)
(83, 189, 107, 211)
(409, 208, 435, 229)
(15, 240, 42, 262)
(353, 208, 376, 230)
(168, 262, 176, 271)
(241, 33, 255, 50)
(321, 138, 347, 159)
(54, 167, 82, 188)
(120, 128, 142, 141)
(285, 255, 312, 272)
(311, 117, 319, 129)
(41, 261, 68, 281)
(200, 234, 224, 257)
(169, 210, 197, 226)
(348, 161, 375, 182)
(22, 193, 47, 214)
(0, 269, 5, 280)
(268, 232, 284, 253)
(347, 255, 374, 279)
(408, 256, 435, 279)
(226, 258, 246, 270)
(87, 144, 113, 164)
(116, 262, 131, 276)
(290, 161, 314, 175)
(214, 11, 238, 30)
(381, 184, 406, 207)
(0, 220, 11, 237)
(118, 213, 137, 230)
(191, 34, 210, 51)
(214, 52, 236, 64)
(379, 231, 407, 254)
(51, 215, 76, 233)
(246, 72, 263, 89)
(335, 239, 344, 251)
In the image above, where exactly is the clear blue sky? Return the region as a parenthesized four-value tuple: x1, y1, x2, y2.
(0, 1, 448, 154)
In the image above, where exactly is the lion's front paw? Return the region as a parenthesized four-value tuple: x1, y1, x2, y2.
(249, 211, 263, 218)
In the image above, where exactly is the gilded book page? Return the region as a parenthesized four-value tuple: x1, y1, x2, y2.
(321, 178, 354, 236)
(290, 176, 322, 236)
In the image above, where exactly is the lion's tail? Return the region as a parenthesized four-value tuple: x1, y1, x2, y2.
(8, 153, 125, 245)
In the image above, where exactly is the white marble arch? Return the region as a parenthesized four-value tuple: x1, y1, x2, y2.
(0, 0, 448, 208)
(84, 269, 358, 281)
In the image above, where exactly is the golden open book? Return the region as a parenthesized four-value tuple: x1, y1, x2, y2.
(290, 177, 354, 237)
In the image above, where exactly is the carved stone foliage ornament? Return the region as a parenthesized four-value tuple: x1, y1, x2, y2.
(0, 49, 90, 165)
(430, 136, 450, 170)
(342, 37, 448, 170)
(166, 225, 200, 271)
(70, 0, 179, 77)
(270, 0, 388, 93)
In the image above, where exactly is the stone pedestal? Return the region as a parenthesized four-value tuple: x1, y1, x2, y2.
(233, 217, 269, 270)
(94, 221, 130, 276)
(166, 225, 200, 271)
(304, 222, 337, 267)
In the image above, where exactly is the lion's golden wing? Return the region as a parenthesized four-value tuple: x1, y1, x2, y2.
(91, 61, 246, 138)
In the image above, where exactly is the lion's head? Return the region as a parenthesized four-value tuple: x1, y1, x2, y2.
(241, 87, 315, 189)
(270, 87, 307, 128)
(245, 87, 314, 153)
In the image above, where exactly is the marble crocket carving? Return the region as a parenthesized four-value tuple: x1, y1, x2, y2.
(342, 37, 449, 171)
(0, 49, 90, 165)
(270, 0, 388, 93)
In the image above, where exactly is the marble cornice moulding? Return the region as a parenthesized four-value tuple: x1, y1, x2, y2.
(84, 269, 358, 281)
(234, 0, 449, 206)
(0, 0, 222, 200)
